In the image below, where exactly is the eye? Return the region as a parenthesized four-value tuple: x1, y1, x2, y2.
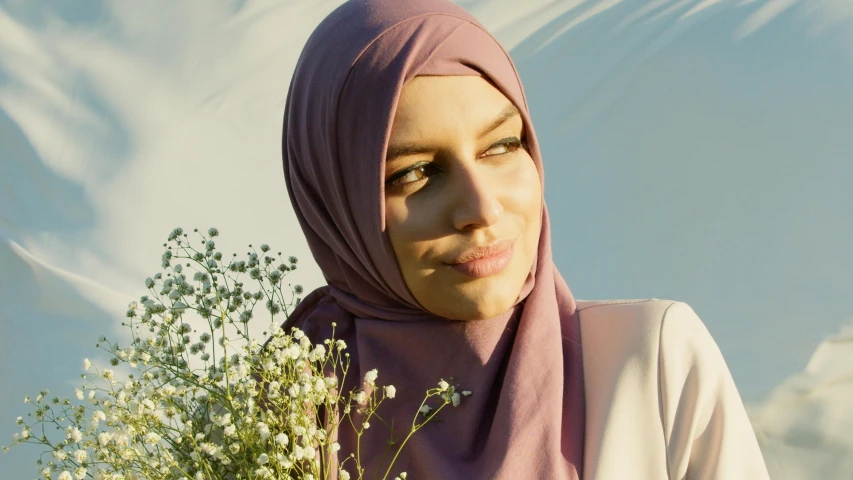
(385, 162, 440, 189)
(481, 136, 527, 157)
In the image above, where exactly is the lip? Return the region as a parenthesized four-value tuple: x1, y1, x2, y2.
(445, 239, 515, 278)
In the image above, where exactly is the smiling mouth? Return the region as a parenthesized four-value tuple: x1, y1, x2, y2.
(445, 240, 514, 278)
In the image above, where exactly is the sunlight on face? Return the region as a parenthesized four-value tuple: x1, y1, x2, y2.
(384, 76, 542, 321)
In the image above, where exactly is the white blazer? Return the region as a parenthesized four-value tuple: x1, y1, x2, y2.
(577, 299, 770, 479)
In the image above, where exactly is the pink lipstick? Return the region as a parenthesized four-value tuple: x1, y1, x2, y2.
(447, 240, 514, 278)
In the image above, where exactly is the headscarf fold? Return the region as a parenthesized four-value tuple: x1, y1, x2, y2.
(278, 1, 585, 477)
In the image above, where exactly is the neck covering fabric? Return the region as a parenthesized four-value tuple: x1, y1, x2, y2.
(277, 0, 585, 477)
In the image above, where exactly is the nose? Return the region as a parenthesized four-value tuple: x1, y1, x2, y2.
(450, 162, 503, 231)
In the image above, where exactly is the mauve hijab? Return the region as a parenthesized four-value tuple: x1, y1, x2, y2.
(276, 0, 585, 477)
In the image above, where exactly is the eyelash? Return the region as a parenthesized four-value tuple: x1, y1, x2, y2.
(385, 136, 528, 189)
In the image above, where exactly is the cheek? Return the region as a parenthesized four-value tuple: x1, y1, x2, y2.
(508, 154, 543, 227)
(508, 156, 543, 264)
(384, 199, 435, 271)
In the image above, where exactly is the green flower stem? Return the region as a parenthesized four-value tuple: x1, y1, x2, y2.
(381, 392, 450, 480)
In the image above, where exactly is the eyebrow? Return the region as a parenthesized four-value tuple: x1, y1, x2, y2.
(385, 103, 521, 163)
(476, 103, 521, 139)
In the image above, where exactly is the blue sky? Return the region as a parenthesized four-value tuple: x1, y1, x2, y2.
(498, 0, 853, 401)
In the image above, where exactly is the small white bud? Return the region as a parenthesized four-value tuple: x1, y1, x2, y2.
(364, 368, 378, 386)
(384, 385, 396, 399)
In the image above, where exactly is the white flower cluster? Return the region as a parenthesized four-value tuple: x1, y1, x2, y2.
(413, 378, 472, 427)
(3, 227, 470, 480)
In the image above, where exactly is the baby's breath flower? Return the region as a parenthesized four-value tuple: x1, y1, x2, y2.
(265, 300, 281, 315)
(364, 368, 378, 386)
(256, 423, 270, 442)
(215, 413, 231, 428)
(384, 385, 397, 399)
(462, 390, 472, 396)
(73, 449, 87, 463)
(6, 228, 465, 480)
(293, 445, 304, 460)
(255, 466, 273, 479)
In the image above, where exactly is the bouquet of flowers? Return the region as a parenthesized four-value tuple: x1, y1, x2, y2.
(3, 227, 469, 480)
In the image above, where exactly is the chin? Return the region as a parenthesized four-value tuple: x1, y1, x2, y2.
(413, 257, 531, 320)
(426, 280, 520, 321)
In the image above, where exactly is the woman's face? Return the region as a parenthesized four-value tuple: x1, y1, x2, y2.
(384, 75, 542, 321)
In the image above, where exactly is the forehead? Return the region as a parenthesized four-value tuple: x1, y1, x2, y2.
(392, 75, 514, 126)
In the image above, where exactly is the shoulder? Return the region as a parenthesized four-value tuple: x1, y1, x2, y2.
(577, 298, 728, 404)
(577, 298, 722, 405)
(577, 299, 687, 477)
(576, 299, 682, 406)
(578, 299, 770, 479)
(577, 298, 675, 363)
(577, 298, 711, 361)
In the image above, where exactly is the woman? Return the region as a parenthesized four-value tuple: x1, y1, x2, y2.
(278, 0, 770, 478)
